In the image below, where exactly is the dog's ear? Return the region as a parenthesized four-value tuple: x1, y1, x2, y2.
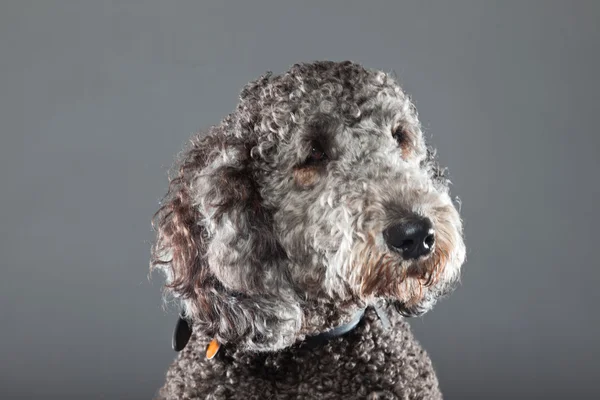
(151, 120, 301, 351)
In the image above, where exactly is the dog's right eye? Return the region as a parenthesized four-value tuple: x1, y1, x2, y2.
(305, 142, 328, 165)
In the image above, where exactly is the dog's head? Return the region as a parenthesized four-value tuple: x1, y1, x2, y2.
(152, 61, 466, 351)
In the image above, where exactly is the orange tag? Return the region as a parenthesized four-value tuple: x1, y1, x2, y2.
(206, 339, 220, 359)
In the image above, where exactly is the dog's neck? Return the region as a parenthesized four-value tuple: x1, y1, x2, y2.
(299, 306, 366, 350)
(298, 298, 392, 341)
(172, 299, 380, 354)
(297, 298, 367, 337)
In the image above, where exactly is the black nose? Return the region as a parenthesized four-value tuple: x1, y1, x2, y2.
(383, 217, 435, 259)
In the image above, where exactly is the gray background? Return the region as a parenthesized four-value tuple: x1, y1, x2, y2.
(1, 1, 598, 399)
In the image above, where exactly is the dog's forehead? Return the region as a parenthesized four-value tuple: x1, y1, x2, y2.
(307, 91, 419, 141)
(357, 90, 416, 125)
(308, 75, 416, 130)
(241, 63, 422, 153)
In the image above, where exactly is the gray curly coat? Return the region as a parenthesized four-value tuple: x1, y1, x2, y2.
(151, 60, 466, 399)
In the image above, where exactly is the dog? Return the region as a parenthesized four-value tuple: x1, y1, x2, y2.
(151, 60, 466, 399)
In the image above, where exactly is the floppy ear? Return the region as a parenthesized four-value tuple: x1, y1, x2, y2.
(151, 122, 301, 351)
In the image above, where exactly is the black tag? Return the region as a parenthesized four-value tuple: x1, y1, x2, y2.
(172, 313, 192, 352)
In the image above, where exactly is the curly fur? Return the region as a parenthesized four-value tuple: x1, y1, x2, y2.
(151, 60, 466, 398)
(157, 308, 442, 400)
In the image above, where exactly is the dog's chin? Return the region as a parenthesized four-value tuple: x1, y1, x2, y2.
(390, 261, 461, 318)
(375, 256, 461, 318)
(353, 238, 462, 315)
(392, 299, 430, 318)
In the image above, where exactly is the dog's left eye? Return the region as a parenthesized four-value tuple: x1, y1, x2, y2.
(392, 126, 409, 146)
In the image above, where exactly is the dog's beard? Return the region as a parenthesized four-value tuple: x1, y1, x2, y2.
(345, 227, 460, 316)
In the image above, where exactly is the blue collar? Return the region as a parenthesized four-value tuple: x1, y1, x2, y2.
(172, 306, 388, 353)
(299, 307, 367, 350)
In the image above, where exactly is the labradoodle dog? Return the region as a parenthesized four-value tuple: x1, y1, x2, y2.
(151, 60, 466, 399)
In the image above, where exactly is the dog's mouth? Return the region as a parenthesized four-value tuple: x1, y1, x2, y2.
(352, 233, 453, 309)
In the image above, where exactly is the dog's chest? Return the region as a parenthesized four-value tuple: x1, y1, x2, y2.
(157, 317, 443, 400)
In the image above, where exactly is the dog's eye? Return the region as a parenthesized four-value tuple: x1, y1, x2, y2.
(305, 142, 328, 164)
(392, 126, 409, 146)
